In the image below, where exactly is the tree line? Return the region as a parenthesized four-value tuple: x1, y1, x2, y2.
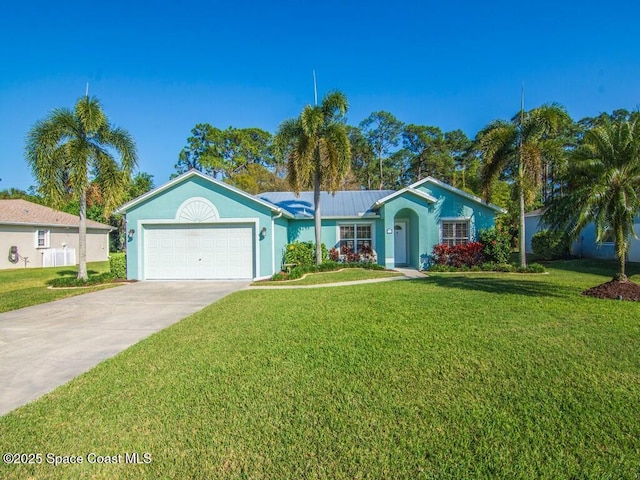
(8, 93, 640, 281)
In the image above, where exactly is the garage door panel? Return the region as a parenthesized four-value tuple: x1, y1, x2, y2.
(144, 224, 254, 280)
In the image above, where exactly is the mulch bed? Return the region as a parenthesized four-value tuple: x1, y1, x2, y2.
(582, 279, 640, 301)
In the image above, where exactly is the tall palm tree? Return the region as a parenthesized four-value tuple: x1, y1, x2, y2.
(26, 96, 137, 280)
(544, 119, 640, 281)
(275, 91, 351, 264)
(478, 103, 571, 267)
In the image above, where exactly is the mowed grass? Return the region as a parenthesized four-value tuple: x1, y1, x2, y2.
(251, 268, 403, 286)
(0, 262, 116, 313)
(1, 261, 639, 479)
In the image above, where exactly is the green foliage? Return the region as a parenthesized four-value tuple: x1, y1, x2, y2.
(478, 227, 513, 264)
(0, 262, 113, 313)
(429, 261, 545, 273)
(48, 271, 115, 288)
(175, 125, 274, 179)
(519, 262, 546, 273)
(284, 242, 329, 267)
(531, 230, 571, 260)
(109, 253, 127, 278)
(275, 91, 351, 264)
(2, 261, 639, 479)
(359, 111, 403, 189)
(25, 96, 137, 280)
(271, 261, 384, 281)
(544, 118, 640, 280)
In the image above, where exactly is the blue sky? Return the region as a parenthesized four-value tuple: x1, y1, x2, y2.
(1, 0, 639, 191)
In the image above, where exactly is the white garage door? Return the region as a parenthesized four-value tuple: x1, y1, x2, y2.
(144, 224, 254, 279)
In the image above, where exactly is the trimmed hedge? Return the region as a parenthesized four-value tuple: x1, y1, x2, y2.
(109, 253, 127, 279)
(48, 272, 116, 288)
(428, 262, 545, 273)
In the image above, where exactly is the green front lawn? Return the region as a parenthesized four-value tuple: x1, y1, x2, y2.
(0, 262, 116, 313)
(1, 260, 639, 479)
(251, 268, 403, 286)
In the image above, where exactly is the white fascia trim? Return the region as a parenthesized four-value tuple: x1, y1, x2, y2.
(115, 170, 291, 218)
(410, 176, 506, 213)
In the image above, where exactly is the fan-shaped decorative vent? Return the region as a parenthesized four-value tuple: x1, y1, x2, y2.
(176, 197, 219, 223)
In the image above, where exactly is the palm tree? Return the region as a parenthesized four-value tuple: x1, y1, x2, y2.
(478, 103, 571, 267)
(544, 119, 640, 281)
(274, 91, 351, 264)
(26, 96, 137, 280)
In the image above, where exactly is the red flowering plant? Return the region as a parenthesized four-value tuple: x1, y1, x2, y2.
(432, 242, 485, 268)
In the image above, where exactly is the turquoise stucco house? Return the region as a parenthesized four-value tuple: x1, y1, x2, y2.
(116, 170, 504, 280)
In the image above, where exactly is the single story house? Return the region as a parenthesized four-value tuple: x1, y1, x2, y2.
(0, 199, 113, 269)
(525, 209, 640, 262)
(115, 170, 504, 280)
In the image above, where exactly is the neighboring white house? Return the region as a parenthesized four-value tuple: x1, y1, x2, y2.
(525, 208, 640, 262)
(0, 199, 113, 269)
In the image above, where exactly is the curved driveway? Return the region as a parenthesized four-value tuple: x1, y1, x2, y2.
(0, 281, 247, 416)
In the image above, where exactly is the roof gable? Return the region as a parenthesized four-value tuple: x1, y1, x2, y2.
(0, 199, 113, 229)
(371, 187, 438, 208)
(408, 177, 506, 213)
(116, 170, 290, 217)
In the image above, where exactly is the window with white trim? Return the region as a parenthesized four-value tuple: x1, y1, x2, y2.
(441, 220, 469, 246)
(339, 223, 373, 252)
(35, 229, 50, 248)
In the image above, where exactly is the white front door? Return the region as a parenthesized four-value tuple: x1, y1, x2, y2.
(394, 222, 407, 266)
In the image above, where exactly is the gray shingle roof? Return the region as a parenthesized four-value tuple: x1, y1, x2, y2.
(0, 199, 113, 230)
(257, 191, 395, 217)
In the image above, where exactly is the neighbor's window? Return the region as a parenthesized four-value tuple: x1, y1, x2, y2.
(339, 224, 372, 252)
(600, 227, 615, 244)
(441, 220, 469, 246)
(36, 229, 50, 248)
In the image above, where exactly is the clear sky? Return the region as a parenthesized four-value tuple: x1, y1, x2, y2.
(1, 0, 639, 191)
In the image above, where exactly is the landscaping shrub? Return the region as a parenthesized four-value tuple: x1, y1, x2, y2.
(531, 230, 571, 260)
(109, 253, 127, 279)
(432, 242, 484, 268)
(49, 272, 115, 288)
(328, 244, 377, 263)
(478, 227, 512, 264)
(283, 241, 328, 267)
(518, 262, 546, 273)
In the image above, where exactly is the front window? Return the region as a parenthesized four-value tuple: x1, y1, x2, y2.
(600, 227, 615, 244)
(441, 220, 469, 246)
(339, 224, 372, 252)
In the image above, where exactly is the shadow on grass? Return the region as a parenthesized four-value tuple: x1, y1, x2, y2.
(425, 274, 575, 299)
(545, 259, 640, 278)
(55, 269, 100, 277)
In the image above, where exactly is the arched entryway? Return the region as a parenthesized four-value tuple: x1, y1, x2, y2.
(393, 208, 419, 268)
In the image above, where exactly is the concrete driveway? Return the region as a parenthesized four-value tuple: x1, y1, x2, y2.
(0, 281, 248, 416)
